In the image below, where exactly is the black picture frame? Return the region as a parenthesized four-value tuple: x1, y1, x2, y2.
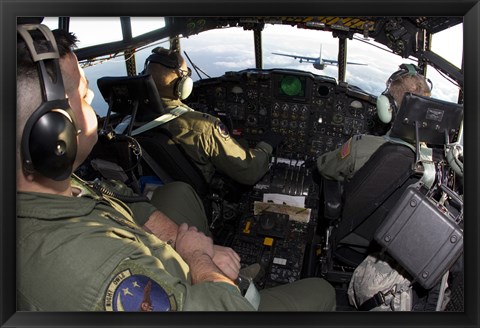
(2, 0, 479, 327)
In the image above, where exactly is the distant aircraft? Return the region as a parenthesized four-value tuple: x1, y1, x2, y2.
(272, 45, 367, 70)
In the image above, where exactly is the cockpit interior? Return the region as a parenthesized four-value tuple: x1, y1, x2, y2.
(14, 15, 470, 315)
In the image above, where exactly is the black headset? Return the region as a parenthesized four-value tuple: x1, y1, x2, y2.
(143, 47, 193, 100)
(376, 63, 432, 124)
(18, 24, 79, 181)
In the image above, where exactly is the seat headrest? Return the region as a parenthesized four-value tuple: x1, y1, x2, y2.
(97, 74, 164, 116)
(390, 93, 463, 146)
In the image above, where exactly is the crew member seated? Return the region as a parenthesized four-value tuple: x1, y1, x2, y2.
(136, 47, 283, 186)
(317, 64, 431, 182)
(316, 64, 432, 266)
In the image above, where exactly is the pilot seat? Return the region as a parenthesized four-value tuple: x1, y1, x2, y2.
(93, 74, 245, 225)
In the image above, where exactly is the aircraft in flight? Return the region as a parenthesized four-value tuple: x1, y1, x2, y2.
(272, 45, 367, 70)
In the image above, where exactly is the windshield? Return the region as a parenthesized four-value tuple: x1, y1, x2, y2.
(180, 23, 462, 101)
(42, 17, 463, 118)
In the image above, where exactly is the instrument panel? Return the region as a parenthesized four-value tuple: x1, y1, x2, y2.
(186, 68, 390, 159)
(184, 69, 392, 289)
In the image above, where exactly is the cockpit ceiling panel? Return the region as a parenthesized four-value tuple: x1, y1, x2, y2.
(284, 16, 376, 32)
(179, 16, 462, 37)
(412, 16, 463, 34)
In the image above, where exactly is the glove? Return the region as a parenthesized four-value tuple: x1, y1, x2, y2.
(262, 131, 284, 150)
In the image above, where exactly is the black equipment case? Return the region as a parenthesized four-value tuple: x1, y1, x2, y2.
(374, 184, 463, 290)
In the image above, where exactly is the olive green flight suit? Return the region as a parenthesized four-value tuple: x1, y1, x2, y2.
(316, 134, 388, 182)
(17, 178, 336, 311)
(17, 178, 252, 311)
(158, 99, 273, 185)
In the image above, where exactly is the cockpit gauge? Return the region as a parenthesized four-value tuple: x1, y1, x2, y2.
(332, 113, 344, 124)
(259, 108, 267, 116)
(291, 105, 299, 119)
(247, 102, 257, 113)
(314, 99, 324, 107)
(325, 138, 334, 149)
(229, 104, 244, 120)
(215, 86, 225, 99)
(317, 85, 330, 97)
(247, 115, 258, 126)
(230, 85, 244, 103)
(349, 100, 364, 117)
(259, 100, 269, 116)
(272, 103, 281, 118)
(281, 104, 289, 119)
(247, 89, 258, 99)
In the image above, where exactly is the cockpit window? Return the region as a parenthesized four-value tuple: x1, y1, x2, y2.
(428, 23, 463, 102)
(43, 17, 123, 48)
(431, 23, 463, 69)
(182, 27, 256, 78)
(40, 17, 463, 117)
(130, 17, 166, 37)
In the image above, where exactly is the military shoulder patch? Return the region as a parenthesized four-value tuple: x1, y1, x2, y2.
(215, 121, 230, 139)
(339, 137, 352, 159)
(104, 269, 177, 311)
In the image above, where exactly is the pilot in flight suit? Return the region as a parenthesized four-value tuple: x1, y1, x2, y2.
(156, 98, 275, 185)
(317, 64, 432, 181)
(17, 176, 253, 311)
(141, 47, 283, 186)
(17, 175, 336, 311)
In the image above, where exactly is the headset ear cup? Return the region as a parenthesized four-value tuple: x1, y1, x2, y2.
(174, 76, 193, 100)
(29, 111, 77, 180)
(376, 94, 393, 124)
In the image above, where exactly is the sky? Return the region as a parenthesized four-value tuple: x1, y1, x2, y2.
(42, 17, 463, 118)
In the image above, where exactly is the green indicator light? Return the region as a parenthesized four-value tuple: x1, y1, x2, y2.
(280, 76, 302, 96)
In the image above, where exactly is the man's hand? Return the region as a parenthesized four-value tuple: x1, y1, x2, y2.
(175, 223, 214, 261)
(175, 223, 235, 285)
(212, 245, 241, 280)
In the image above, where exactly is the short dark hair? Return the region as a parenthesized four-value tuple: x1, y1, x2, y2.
(17, 27, 78, 80)
(52, 29, 78, 56)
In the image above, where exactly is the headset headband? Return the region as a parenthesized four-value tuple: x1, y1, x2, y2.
(386, 63, 433, 92)
(17, 24, 67, 102)
(400, 63, 417, 75)
(144, 47, 180, 69)
(386, 64, 419, 89)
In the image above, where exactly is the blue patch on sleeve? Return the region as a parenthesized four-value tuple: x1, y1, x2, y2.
(215, 121, 230, 139)
(105, 270, 176, 311)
